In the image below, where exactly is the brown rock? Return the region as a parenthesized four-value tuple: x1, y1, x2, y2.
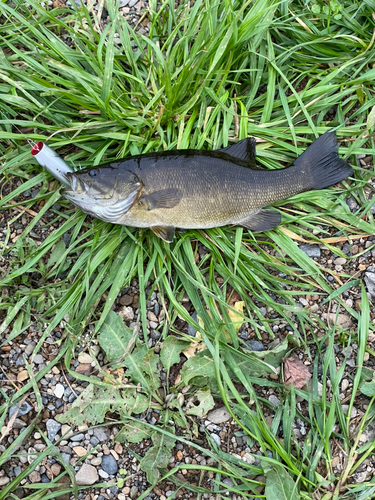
(322, 313, 353, 329)
(75, 363, 93, 374)
(176, 450, 183, 461)
(75, 464, 98, 486)
(119, 294, 133, 306)
(29, 471, 41, 483)
(17, 370, 29, 382)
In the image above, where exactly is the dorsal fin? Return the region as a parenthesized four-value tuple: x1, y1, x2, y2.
(217, 138, 257, 168)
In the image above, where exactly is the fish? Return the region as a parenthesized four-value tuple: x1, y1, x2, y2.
(33, 131, 352, 243)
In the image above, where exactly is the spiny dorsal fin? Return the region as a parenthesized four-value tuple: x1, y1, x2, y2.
(217, 137, 257, 168)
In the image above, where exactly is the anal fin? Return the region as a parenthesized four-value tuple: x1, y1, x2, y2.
(151, 225, 176, 243)
(237, 209, 281, 232)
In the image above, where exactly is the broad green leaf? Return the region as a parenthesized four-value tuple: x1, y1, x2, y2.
(185, 387, 215, 417)
(264, 463, 301, 500)
(140, 349, 161, 393)
(46, 240, 66, 268)
(160, 336, 189, 371)
(179, 351, 216, 387)
(56, 385, 149, 426)
(123, 342, 150, 389)
(140, 431, 176, 484)
(99, 311, 135, 363)
(359, 381, 375, 397)
(116, 421, 150, 444)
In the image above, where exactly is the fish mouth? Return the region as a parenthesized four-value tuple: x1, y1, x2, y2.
(66, 173, 90, 194)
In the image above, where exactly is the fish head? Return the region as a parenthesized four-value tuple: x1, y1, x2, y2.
(62, 167, 142, 223)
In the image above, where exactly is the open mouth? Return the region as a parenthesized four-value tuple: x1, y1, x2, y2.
(66, 173, 90, 194)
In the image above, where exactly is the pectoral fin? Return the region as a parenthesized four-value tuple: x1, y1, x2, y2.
(142, 188, 181, 210)
(238, 209, 281, 231)
(151, 225, 176, 243)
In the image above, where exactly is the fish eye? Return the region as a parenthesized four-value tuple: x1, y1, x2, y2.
(89, 170, 97, 177)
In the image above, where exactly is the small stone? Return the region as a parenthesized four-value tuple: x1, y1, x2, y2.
(364, 272, 375, 297)
(28, 471, 41, 483)
(54, 383, 65, 398)
(75, 363, 93, 374)
(322, 313, 353, 329)
(73, 446, 88, 457)
(101, 454, 118, 475)
(334, 257, 347, 266)
(61, 425, 74, 439)
(78, 352, 94, 364)
(93, 427, 108, 442)
(0, 476, 10, 486)
(176, 450, 183, 461)
(9, 401, 32, 419)
(13, 418, 27, 429)
(210, 433, 221, 446)
(32, 354, 45, 364)
(51, 463, 61, 476)
(342, 405, 357, 418)
(242, 453, 255, 464)
(268, 395, 280, 407)
(61, 453, 71, 464)
(119, 294, 133, 306)
(17, 370, 29, 382)
(341, 379, 349, 392)
(46, 419, 61, 441)
(98, 469, 109, 479)
(75, 464, 98, 486)
(70, 433, 85, 442)
(299, 244, 321, 258)
(118, 306, 134, 322)
(130, 485, 139, 499)
(206, 407, 231, 424)
(245, 340, 265, 352)
(24, 341, 36, 355)
(91, 457, 102, 466)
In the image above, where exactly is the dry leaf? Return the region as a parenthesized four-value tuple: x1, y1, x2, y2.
(283, 357, 312, 389)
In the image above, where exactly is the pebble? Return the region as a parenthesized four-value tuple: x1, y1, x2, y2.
(207, 407, 231, 424)
(299, 244, 321, 258)
(24, 342, 36, 356)
(93, 427, 108, 442)
(101, 454, 118, 475)
(75, 464, 98, 485)
(341, 379, 349, 392)
(130, 485, 139, 499)
(99, 469, 109, 479)
(364, 272, 375, 297)
(70, 433, 85, 442)
(118, 306, 135, 322)
(54, 383, 65, 398)
(32, 354, 45, 364)
(245, 340, 265, 352)
(334, 257, 347, 266)
(9, 401, 32, 419)
(210, 433, 221, 446)
(322, 313, 353, 329)
(77, 352, 94, 364)
(0, 476, 10, 486)
(73, 446, 87, 457)
(61, 453, 71, 464)
(119, 294, 133, 306)
(91, 457, 102, 466)
(46, 419, 61, 441)
(342, 405, 357, 418)
(268, 395, 280, 407)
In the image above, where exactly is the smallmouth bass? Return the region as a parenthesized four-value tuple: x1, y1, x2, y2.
(33, 132, 352, 242)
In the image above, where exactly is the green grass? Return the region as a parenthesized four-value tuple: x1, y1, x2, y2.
(0, 0, 375, 499)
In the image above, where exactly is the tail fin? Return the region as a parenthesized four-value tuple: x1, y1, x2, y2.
(294, 131, 352, 190)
